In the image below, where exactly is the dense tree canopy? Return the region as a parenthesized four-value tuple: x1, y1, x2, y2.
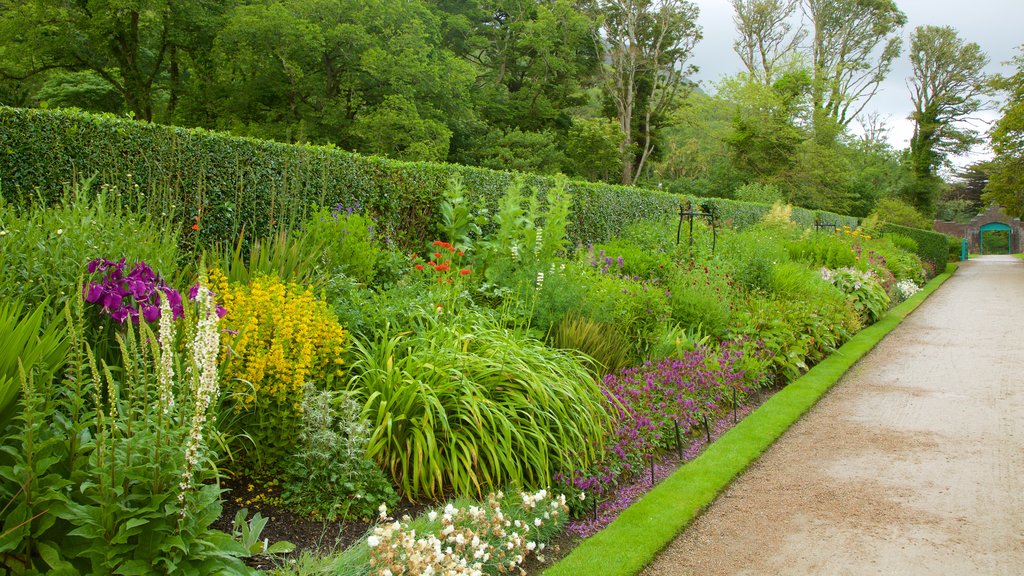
(0, 0, 1002, 222)
(906, 25, 989, 213)
(982, 48, 1024, 217)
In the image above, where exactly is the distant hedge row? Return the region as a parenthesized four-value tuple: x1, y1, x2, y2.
(0, 106, 859, 251)
(880, 223, 949, 272)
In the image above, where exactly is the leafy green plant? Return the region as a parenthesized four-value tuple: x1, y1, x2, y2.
(299, 206, 380, 284)
(666, 265, 735, 338)
(734, 182, 784, 204)
(475, 176, 573, 290)
(820, 267, 891, 323)
(548, 314, 631, 376)
(210, 228, 322, 287)
(230, 508, 295, 556)
(281, 385, 397, 521)
(0, 301, 69, 428)
(786, 229, 857, 269)
(437, 173, 488, 251)
(345, 313, 609, 501)
(0, 285, 251, 575)
(647, 322, 712, 362)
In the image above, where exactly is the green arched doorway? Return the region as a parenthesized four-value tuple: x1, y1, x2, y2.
(979, 222, 1012, 255)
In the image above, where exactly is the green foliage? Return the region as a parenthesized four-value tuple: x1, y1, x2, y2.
(879, 223, 949, 274)
(530, 264, 589, 335)
(345, 313, 609, 501)
(0, 181, 179, 320)
(437, 174, 488, 252)
(666, 265, 735, 339)
(548, 314, 631, 376)
(0, 301, 69, 428)
(210, 229, 321, 287)
(983, 48, 1024, 217)
(0, 291, 250, 575)
(591, 237, 674, 282)
(299, 207, 381, 285)
(734, 182, 784, 204)
(0, 107, 858, 257)
(885, 233, 919, 254)
(281, 386, 397, 521)
(786, 230, 857, 269)
(567, 117, 625, 182)
(870, 197, 932, 229)
(211, 271, 349, 473)
(821, 267, 891, 324)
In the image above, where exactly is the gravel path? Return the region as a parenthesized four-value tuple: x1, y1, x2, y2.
(642, 256, 1024, 575)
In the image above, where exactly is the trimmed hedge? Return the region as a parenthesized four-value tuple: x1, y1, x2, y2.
(0, 106, 858, 250)
(880, 223, 949, 273)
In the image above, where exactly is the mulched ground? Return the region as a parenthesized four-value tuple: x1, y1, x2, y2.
(212, 388, 778, 573)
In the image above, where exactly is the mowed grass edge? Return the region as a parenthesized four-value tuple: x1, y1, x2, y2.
(544, 263, 958, 576)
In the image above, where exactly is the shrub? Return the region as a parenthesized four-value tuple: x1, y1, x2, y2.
(731, 293, 858, 381)
(879, 223, 949, 274)
(548, 314, 632, 376)
(786, 229, 857, 269)
(666, 265, 735, 338)
(886, 233, 919, 254)
(574, 270, 671, 360)
(820, 267, 890, 323)
(300, 206, 381, 284)
(870, 197, 931, 229)
(281, 385, 397, 521)
(590, 237, 674, 282)
(211, 270, 348, 471)
(734, 182, 783, 204)
(345, 314, 609, 500)
(334, 490, 569, 575)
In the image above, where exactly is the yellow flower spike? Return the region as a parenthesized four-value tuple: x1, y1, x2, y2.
(215, 274, 348, 468)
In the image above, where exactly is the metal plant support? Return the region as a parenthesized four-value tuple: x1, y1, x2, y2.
(676, 201, 717, 253)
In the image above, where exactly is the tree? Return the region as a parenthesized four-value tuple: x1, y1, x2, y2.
(731, 0, 804, 85)
(801, 0, 906, 137)
(983, 47, 1024, 217)
(566, 117, 625, 181)
(588, 0, 702, 185)
(0, 0, 228, 121)
(906, 25, 989, 213)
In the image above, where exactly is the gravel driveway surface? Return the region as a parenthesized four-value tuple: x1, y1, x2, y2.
(642, 256, 1024, 575)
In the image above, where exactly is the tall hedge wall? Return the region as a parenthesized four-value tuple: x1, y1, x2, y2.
(880, 223, 949, 272)
(0, 106, 859, 249)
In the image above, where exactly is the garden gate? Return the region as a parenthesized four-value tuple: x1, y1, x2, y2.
(933, 205, 1022, 255)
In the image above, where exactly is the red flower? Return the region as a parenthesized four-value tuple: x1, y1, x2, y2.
(457, 251, 465, 257)
(434, 252, 442, 259)
(459, 269, 472, 275)
(415, 264, 424, 271)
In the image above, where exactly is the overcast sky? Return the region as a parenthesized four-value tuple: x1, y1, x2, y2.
(686, 0, 1024, 167)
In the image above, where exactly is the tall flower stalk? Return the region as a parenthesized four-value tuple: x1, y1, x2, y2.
(179, 284, 221, 521)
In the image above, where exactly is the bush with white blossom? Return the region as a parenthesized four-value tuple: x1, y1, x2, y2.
(337, 490, 569, 575)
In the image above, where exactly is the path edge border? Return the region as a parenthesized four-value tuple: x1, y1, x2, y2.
(544, 263, 958, 576)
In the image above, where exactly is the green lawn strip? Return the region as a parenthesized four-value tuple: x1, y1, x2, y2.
(544, 264, 957, 576)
